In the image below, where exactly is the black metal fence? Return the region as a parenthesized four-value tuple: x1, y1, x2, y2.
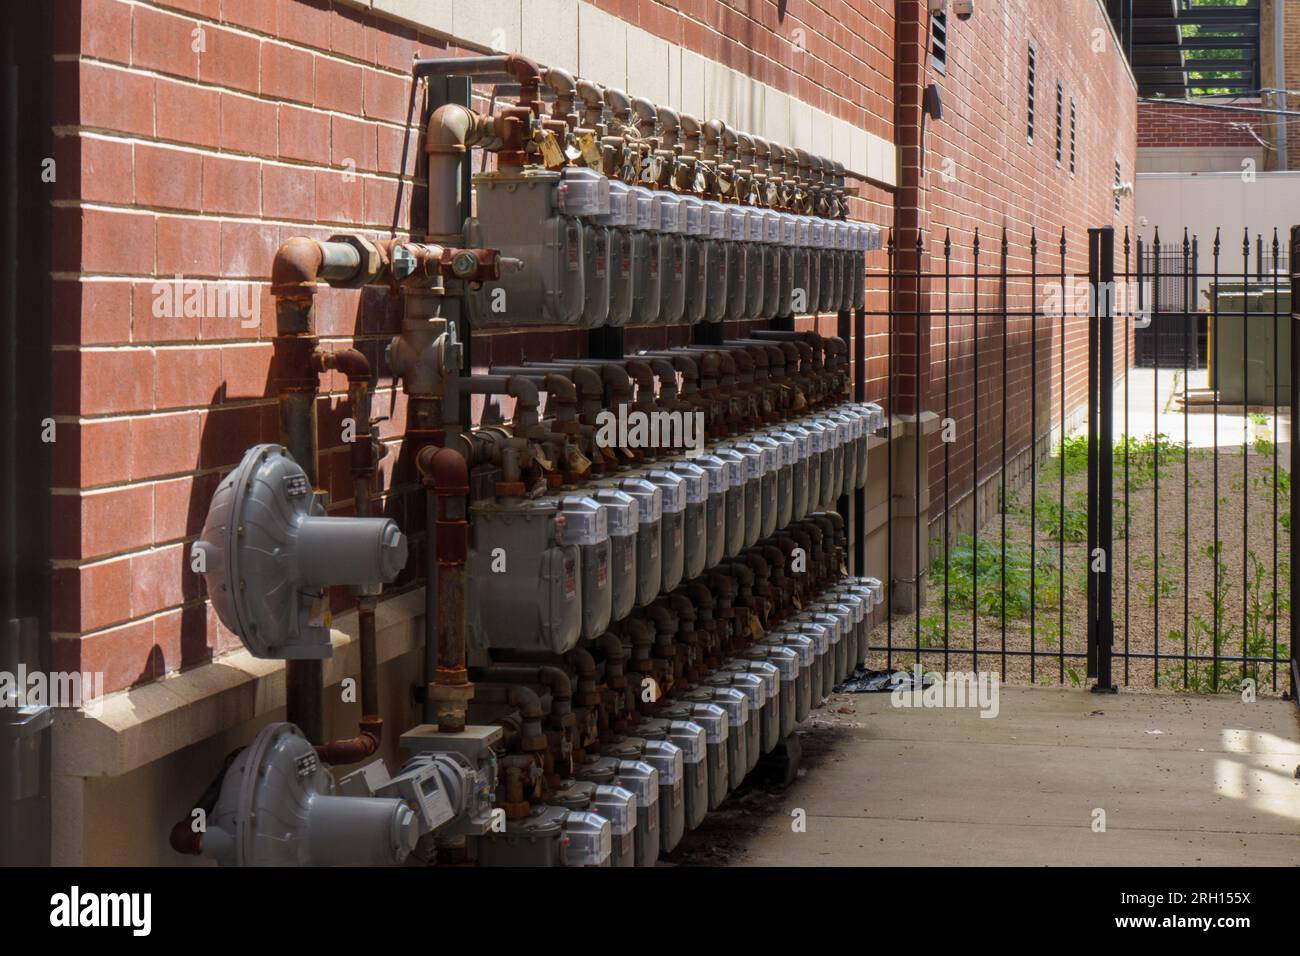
(867, 223, 1298, 699)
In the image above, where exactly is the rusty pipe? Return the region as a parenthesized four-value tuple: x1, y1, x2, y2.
(576, 77, 606, 128)
(417, 445, 472, 731)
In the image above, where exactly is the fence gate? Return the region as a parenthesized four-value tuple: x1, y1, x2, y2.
(869, 222, 1297, 702)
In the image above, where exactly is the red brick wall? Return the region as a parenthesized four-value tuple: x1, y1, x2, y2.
(1137, 100, 1263, 148)
(902, 0, 1138, 508)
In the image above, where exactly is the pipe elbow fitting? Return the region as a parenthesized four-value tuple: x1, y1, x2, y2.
(317, 347, 373, 383)
(576, 77, 604, 111)
(622, 360, 656, 402)
(603, 86, 632, 119)
(544, 66, 576, 98)
(427, 102, 490, 155)
(630, 95, 657, 134)
(682, 582, 714, 613)
(642, 602, 676, 635)
(417, 445, 469, 495)
(542, 372, 578, 408)
(271, 237, 324, 297)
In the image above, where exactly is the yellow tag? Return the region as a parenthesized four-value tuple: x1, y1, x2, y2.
(538, 131, 566, 170)
(792, 595, 803, 610)
(565, 445, 593, 476)
(578, 132, 602, 167)
(534, 445, 556, 472)
(748, 615, 763, 640)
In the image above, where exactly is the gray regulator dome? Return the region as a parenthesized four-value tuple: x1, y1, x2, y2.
(193, 443, 408, 660)
(201, 722, 418, 867)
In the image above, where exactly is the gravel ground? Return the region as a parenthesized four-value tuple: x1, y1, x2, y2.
(873, 441, 1293, 696)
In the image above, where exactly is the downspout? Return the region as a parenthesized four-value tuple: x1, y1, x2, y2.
(1275, 0, 1288, 171)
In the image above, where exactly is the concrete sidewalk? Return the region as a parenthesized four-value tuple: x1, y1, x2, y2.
(1102, 367, 1287, 451)
(724, 686, 1300, 866)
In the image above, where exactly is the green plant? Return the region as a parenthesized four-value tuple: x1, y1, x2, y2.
(1161, 543, 1291, 693)
(1036, 492, 1088, 541)
(931, 535, 1060, 621)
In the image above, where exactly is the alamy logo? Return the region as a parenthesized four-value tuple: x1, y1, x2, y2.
(49, 886, 151, 936)
(151, 274, 259, 328)
(594, 404, 706, 458)
(0, 665, 105, 718)
(890, 666, 1000, 718)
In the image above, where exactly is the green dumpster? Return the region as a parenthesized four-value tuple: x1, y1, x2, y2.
(1206, 282, 1291, 405)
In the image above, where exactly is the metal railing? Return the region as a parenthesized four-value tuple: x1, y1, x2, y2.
(867, 223, 1297, 697)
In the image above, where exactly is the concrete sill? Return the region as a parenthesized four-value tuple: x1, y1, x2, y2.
(52, 589, 426, 778)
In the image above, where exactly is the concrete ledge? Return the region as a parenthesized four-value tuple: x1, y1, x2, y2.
(52, 589, 426, 779)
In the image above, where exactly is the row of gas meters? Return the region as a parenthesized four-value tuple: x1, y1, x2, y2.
(467, 573, 885, 867)
(198, 571, 882, 867)
(466, 167, 883, 329)
(469, 399, 884, 656)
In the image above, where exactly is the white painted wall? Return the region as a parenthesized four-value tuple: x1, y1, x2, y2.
(1136, 171, 1296, 305)
(351, 0, 895, 185)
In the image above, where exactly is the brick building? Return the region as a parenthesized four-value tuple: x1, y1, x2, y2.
(7, 0, 1136, 863)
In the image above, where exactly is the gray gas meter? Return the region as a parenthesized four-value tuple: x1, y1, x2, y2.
(679, 196, 709, 324)
(609, 476, 663, 607)
(594, 180, 635, 327)
(467, 495, 583, 654)
(710, 447, 747, 558)
(627, 186, 663, 326)
(669, 459, 709, 580)
(558, 495, 613, 640)
(703, 201, 729, 323)
(655, 193, 688, 326)
(638, 469, 686, 594)
(724, 206, 748, 322)
(692, 453, 729, 569)
(194, 444, 407, 660)
(590, 488, 639, 623)
(471, 168, 586, 328)
(556, 167, 613, 329)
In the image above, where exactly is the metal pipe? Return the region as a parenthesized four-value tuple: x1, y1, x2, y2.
(418, 445, 473, 731)
(271, 237, 372, 744)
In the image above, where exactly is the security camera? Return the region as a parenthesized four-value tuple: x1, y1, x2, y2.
(1113, 181, 1134, 199)
(952, 0, 974, 19)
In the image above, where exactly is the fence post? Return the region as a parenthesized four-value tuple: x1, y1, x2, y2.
(1290, 226, 1299, 704)
(1088, 227, 1117, 692)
